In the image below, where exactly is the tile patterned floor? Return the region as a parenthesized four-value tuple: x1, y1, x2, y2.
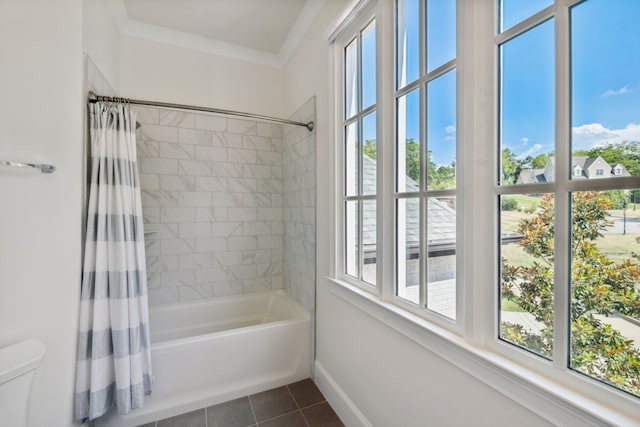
(138, 379, 344, 427)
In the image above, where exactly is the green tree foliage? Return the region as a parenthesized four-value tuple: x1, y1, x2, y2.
(364, 138, 455, 188)
(405, 139, 420, 183)
(502, 148, 519, 184)
(501, 193, 640, 396)
(531, 153, 550, 169)
(363, 139, 376, 160)
(604, 190, 627, 210)
(501, 197, 518, 211)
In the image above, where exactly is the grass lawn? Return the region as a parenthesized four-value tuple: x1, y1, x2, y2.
(595, 233, 640, 264)
(501, 210, 534, 233)
(501, 298, 527, 312)
(505, 194, 541, 211)
(501, 229, 638, 265)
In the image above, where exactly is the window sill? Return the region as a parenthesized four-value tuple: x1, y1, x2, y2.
(327, 277, 637, 427)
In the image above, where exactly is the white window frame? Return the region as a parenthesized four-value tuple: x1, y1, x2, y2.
(488, 0, 640, 416)
(328, 0, 640, 422)
(334, 1, 381, 294)
(392, 0, 460, 325)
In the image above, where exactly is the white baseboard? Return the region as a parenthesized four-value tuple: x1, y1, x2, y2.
(314, 361, 373, 427)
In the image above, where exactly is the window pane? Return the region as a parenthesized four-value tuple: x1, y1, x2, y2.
(571, 0, 640, 180)
(570, 191, 640, 398)
(427, 196, 456, 319)
(345, 200, 359, 278)
(362, 111, 377, 195)
(426, 0, 456, 72)
(500, 193, 554, 359)
(427, 69, 456, 190)
(396, 0, 420, 89)
(397, 88, 420, 192)
(362, 20, 377, 110)
(500, 0, 553, 32)
(345, 38, 358, 119)
(345, 122, 359, 197)
(362, 200, 377, 286)
(500, 20, 555, 186)
(397, 197, 420, 304)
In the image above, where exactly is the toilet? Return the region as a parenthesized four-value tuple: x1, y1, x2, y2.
(0, 339, 46, 427)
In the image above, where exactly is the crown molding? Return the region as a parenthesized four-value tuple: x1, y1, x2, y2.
(278, 0, 326, 64)
(325, 0, 374, 42)
(107, 0, 324, 68)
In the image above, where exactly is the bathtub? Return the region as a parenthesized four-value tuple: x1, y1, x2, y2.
(98, 290, 311, 427)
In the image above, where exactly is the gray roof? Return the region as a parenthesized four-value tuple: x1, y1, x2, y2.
(516, 168, 546, 184)
(362, 155, 456, 249)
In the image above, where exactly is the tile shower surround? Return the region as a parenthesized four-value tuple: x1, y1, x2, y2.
(136, 105, 314, 305)
(283, 99, 316, 314)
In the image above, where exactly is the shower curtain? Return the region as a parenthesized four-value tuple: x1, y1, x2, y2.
(75, 100, 153, 421)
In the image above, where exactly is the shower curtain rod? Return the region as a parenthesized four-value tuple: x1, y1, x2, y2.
(87, 91, 314, 132)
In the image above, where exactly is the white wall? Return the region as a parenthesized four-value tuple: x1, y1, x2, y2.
(119, 36, 286, 117)
(0, 1, 84, 426)
(83, 0, 121, 92)
(282, 3, 556, 427)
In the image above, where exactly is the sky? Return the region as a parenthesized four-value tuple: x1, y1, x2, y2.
(395, 0, 456, 167)
(501, 0, 640, 160)
(357, 0, 640, 168)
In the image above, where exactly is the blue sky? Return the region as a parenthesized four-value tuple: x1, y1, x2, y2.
(502, 0, 640, 159)
(360, 0, 640, 167)
(393, 0, 456, 166)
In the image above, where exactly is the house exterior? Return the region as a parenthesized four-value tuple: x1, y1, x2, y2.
(516, 155, 630, 184)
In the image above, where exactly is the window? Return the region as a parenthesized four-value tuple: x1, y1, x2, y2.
(498, 0, 640, 399)
(333, 0, 640, 415)
(395, 0, 457, 318)
(343, 18, 377, 287)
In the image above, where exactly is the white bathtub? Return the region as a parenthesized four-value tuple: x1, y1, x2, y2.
(98, 290, 311, 427)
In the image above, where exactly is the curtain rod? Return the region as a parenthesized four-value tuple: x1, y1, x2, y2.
(87, 91, 314, 132)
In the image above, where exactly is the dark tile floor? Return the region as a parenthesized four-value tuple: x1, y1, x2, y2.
(138, 379, 344, 427)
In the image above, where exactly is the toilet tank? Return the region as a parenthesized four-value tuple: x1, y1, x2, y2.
(0, 339, 46, 427)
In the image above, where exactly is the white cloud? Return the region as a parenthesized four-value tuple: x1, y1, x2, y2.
(602, 86, 631, 97)
(520, 137, 529, 145)
(517, 144, 542, 159)
(445, 125, 456, 134)
(572, 122, 640, 150)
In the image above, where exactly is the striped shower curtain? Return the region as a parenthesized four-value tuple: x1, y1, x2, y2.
(75, 100, 153, 421)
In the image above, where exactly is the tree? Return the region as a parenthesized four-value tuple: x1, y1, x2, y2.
(531, 153, 550, 169)
(363, 139, 376, 160)
(405, 139, 420, 182)
(501, 148, 519, 184)
(366, 138, 455, 187)
(501, 192, 640, 396)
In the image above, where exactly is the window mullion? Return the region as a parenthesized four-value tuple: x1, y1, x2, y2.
(419, 88, 427, 309)
(418, 0, 427, 311)
(380, 0, 395, 301)
(553, 1, 571, 371)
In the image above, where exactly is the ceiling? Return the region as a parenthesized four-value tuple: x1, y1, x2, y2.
(109, 0, 326, 67)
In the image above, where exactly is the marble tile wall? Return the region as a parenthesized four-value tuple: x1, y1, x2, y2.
(283, 97, 316, 314)
(85, 56, 315, 309)
(136, 107, 286, 305)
